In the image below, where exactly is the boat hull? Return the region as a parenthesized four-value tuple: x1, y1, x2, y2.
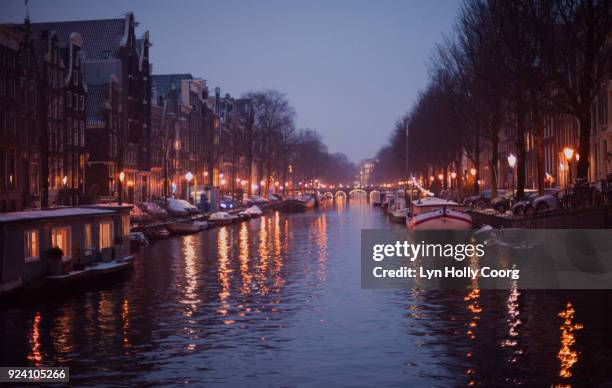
(407, 209, 472, 230)
(167, 222, 200, 234)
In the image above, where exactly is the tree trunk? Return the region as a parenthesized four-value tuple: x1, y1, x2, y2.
(578, 113, 591, 179)
(490, 130, 499, 199)
(535, 115, 545, 196)
(516, 110, 526, 199)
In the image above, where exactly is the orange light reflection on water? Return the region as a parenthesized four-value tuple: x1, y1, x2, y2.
(27, 312, 42, 366)
(557, 302, 583, 382)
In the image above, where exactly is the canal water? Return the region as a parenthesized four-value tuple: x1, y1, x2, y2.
(1, 199, 612, 386)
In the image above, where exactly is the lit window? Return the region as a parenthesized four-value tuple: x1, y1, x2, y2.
(51, 227, 71, 258)
(99, 221, 113, 249)
(84, 224, 92, 250)
(24, 230, 39, 262)
(121, 215, 130, 236)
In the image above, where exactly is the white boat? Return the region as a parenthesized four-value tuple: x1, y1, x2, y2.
(209, 212, 239, 225)
(390, 208, 410, 223)
(389, 195, 409, 223)
(242, 205, 263, 217)
(406, 197, 472, 230)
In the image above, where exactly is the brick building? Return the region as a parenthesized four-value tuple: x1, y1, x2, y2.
(30, 13, 152, 204)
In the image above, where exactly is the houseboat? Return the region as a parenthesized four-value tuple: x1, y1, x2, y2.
(406, 197, 472, 230)
(278, 194, 315, 213)
(0, 205, 134, 294)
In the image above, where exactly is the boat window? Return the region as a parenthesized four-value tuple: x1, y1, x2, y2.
(121, 215, 129, 236)
(24, 229, 39, 262)
(84, 224, 92, 250)
(51, 227, 71, 258)
(99, 221, 113, 249)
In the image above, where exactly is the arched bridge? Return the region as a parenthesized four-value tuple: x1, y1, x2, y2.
(319, 187, 388, 201)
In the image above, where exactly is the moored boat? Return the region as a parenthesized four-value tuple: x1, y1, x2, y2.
(242, 205, 263, 218)
(209, 212, 239, 226)
(406, 197, 472, 230)
(167, 221, 201, 235)
(278, 195, 315, 212)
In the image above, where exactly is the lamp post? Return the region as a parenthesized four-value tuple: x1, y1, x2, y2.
(118, 171, 125, 205)
(563, 147, 574, 186)
(507, 154, 517, 210)
(185, 171, 194, 203)
(450, 171, 457, 189)
(507, 153, 517, 190)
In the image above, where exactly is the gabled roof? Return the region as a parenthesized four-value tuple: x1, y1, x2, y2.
(29, 18, 127, 61)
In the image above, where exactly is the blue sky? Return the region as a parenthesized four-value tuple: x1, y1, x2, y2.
(1, 0, 461, 163)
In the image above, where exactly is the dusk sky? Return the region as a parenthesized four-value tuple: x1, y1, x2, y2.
(2, 0, 461, 163)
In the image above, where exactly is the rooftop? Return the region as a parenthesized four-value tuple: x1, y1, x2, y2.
(0, 207, 116, 224)
(29, 18, 127, 61)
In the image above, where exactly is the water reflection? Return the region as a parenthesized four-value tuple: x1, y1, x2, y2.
(557, 302, 583, 384)
(27, 312, 42, 366)
(217, 227, 231, 319)
(0, 203, 611, 386)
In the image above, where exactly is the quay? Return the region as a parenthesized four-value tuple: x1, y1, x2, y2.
(469, 206, 612, 229)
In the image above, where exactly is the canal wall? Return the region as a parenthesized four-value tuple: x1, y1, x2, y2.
(469, 207, 612, 229)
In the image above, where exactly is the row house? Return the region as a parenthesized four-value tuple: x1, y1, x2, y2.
(0, 25, 37, 212)
(590, 73, 612, 181)
(152, 74, 218, 200)
(30, 13, 153, 204)
(0, 19, 88, 212)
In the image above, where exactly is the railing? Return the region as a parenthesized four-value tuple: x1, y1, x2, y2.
(558, 179, 612, 211)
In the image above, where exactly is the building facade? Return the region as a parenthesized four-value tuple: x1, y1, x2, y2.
(30, 13, 152, 204)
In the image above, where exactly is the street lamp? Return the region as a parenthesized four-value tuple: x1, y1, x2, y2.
(185, 171, 194, 203)
(507, 153, 516, 193)
(563, 147, 574, 185)
(450, 171, 457, 189)
(118, 171, 125, 205)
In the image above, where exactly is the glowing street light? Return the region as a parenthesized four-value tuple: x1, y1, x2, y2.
(118, 171, 126, 205)
(507, 154, 517, 169)
(563, 147, 575, 185)
(451, 172, 457, 179)
(470, 168, 477, 177)
(62, 175, 68, 186)
(437, 173, 444, 181)
(185, 172, 194, 203)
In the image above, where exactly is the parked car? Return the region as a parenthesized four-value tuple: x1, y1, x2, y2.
(464, 189, 506, 208)
(512, 189, 559, 215)
(491, 189, 537, 213)
(531, 188, 565, 213)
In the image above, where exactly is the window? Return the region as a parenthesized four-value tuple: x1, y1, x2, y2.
(7, 148, 16, 189)
(99, 221, 113, 249)
(66, 91, 71, 107)
(121, 215, 130, 236)
(29, 163, 39, 194)
(80, 121, 85, 146)
(51, 226, 71, 258)
(24, 230, 39, 262)
(80, 95, 84, 111)
(84, 224, 92, 250)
